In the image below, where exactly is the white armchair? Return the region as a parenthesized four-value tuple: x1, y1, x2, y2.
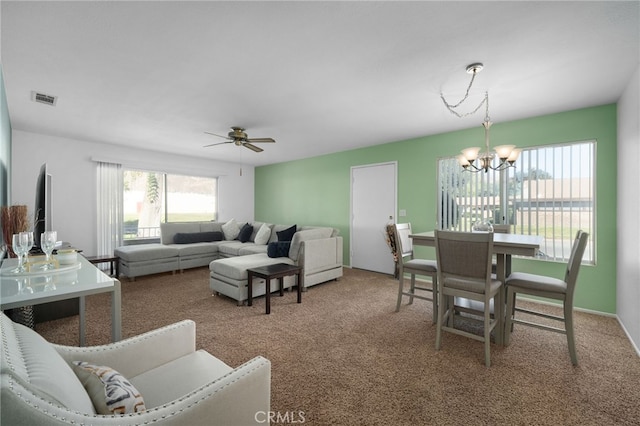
(1, 312, 271, 425)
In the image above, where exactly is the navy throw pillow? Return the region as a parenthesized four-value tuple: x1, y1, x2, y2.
(174, 231, 223, 244)
(237, 223, 254, 243)
(267, 241, 291, 258)
(276, 224, 297, 242)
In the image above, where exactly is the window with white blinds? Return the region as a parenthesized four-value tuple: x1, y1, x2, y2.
(437, 140, 595, 264)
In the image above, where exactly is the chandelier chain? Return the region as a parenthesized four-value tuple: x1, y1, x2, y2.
(440, 71, 488, 118)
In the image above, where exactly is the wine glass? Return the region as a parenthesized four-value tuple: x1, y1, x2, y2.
(0, 240, 7, 265)
(40, 230, 57, 270)
(11, 233, 28, 273)
(22, 231, 34, 264)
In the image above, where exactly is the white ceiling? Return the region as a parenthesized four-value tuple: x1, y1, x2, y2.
(2, 1, 638, 167)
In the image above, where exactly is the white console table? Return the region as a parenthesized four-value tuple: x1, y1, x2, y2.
(0, 256, 121, 345)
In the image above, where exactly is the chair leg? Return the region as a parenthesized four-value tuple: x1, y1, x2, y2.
(484, 296, 492, 367)
(504, 287, 515, 346)
(565, 300, 578, 366)
(509, 291, 516, 333)
(446, 295, 455, 328)
(496, 286, 504, 346)
(408, 275, 416, 304)
(395, 274, 405, 312)
(431, 275, 438, 324)
(435, 288, 445, 350)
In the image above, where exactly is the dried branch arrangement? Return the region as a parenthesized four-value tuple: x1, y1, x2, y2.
(1, 205, 29, 257)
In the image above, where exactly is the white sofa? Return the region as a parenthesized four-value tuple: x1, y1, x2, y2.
(209, 226, 344, 305)
(0, 312, 271, 425)
(114, 222, 344, 297)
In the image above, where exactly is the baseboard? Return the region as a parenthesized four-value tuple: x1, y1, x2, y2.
(616, 316, 640, 358)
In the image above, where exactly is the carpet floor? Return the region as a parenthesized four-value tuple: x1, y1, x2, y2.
(36, 267, 640, 425)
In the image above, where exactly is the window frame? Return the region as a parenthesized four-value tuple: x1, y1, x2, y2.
(437, 140, 595, 265)
(122, 169, 218, 241)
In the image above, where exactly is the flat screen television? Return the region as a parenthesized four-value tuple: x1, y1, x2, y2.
(33, 163, 52, 250)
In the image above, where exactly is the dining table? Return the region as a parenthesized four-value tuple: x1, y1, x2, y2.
(409, 230, 543, 344)
(410, 231, 542, 282)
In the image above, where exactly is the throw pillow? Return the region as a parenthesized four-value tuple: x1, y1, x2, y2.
(221, 219, 240, 240)
(254, 223, 271, 245)
(237, 223, 253, 243)
(267, 241, 292, 258)
(72, 361, 146, 415)
(174, 231, 223, 244)
(276, 224, 297, 242)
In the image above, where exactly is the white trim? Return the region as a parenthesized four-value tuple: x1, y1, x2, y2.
(617, 316, 640, 357)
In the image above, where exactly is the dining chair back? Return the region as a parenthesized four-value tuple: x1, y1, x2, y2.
(393, 223, 438, 323)
(504, 230, 589, 365)
(434, 230, 503, 367)
(491, 224, 511, 276)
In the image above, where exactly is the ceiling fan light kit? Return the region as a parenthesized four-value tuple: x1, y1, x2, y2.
(203, 126, 276, 153)
(440, 63, 521, 173)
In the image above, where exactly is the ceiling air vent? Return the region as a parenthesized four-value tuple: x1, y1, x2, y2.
(31, 91, 57, 106)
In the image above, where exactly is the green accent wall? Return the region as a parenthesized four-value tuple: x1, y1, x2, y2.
(256, 104, 617, 314)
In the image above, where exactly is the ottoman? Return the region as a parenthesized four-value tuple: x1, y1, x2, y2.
(115, 244, 180, 280)
(209, 254, 296, 305)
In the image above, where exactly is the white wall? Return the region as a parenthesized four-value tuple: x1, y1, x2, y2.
(11, 129, 254, 256)
(617, 64, 640, 354)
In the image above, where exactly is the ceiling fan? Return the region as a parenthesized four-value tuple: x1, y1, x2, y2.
(204, 126, 275, 152)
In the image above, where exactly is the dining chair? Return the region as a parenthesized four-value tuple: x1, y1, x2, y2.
(491, 224, 511, 276)
(393, 223, 438, 323)
(434, 230, 503, 367)
(504, 230, 589, 365)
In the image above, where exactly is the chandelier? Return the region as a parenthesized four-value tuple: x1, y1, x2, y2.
(440, 63, 520, 173)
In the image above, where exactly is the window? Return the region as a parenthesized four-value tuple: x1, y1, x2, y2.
(438, 140, 595, 264)
(123, 170, 217, 240)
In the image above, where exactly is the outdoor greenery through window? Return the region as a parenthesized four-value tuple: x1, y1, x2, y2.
(123, 170, 217, 239)
(437, 140, 595, 264)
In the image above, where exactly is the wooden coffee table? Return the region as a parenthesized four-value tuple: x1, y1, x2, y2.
(247, 263, 303, 314)
(83, 254, 119, 277)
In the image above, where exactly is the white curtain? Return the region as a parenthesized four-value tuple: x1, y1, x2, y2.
(96, 161, 123, 256)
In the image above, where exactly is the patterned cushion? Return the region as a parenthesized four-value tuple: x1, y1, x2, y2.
(73, 362, 146, 415)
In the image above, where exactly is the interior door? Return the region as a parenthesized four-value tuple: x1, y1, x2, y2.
(350, 162, 397, 274)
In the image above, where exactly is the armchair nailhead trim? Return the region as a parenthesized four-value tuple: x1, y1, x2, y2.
(53, 320, 194, 355)
(3, 318, 270, 425)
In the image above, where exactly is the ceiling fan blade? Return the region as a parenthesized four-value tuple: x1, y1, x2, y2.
(243, 143, 264, 152)
(247, 137, 275, 143)
(203, 141, 233, 148)
(204, 131, 232, 140)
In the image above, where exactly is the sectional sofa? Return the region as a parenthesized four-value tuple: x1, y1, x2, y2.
(114, 220, 343, 304)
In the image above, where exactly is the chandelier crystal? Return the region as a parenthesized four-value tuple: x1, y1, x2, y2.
(441, 63, 520, 173)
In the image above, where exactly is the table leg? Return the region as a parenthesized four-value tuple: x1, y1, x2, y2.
(79, 296, 86, 346)
(297, 272, 302, 303)
(265, 278, 271, 315)
(112, 279, 122, 342)
(247, 272, 254, 307)
(496, 254, 506, 346)
(279, 277, 284, 297)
